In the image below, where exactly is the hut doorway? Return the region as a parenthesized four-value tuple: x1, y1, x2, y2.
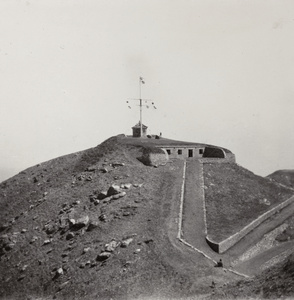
(188, 149, 193, 157)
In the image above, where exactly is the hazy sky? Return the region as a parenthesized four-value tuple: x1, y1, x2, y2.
(1, 0, 294, 182)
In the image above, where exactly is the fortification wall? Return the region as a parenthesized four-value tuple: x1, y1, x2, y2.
(206, 195, 294, 253)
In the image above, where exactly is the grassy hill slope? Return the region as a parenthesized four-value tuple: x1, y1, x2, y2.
(203, 163, 294, 241)
(1, 135, 294, 299)
(0, 135, 228, 299)
(267, 169, 294, 189)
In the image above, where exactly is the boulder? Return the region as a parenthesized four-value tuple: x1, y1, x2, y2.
(112, 192, 126, 200)
(121, 238, 133, 248)
(74, 215, 89, 229)
(105, 240, 120, 252)
(96, 252, 111, 261)
(5, 243, 15, 251)
(97, 191, 108, 200)
(56, 268, 64, 277)
(100, 168, 108, 173)
(107, 185, 121, 197)
(66, 233, 75, 240)
(86, 166, 97, 172)
(44, 224, 56, 235)
(86, 220, 99, 232)
(121, 183, 132, 189)
(30, 236, 38, 244)
(112, 162, 125, 167)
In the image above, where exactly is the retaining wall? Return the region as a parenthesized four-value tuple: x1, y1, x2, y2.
(206, 195, 294, 253)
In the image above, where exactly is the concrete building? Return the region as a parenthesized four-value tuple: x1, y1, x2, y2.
(158, 146, 205, 159)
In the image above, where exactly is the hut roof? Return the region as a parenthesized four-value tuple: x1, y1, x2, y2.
(132, 122, 148, 129)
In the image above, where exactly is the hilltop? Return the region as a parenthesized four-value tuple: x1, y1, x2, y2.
(267, 169, 294, 189)
(1, 134, 294, 299)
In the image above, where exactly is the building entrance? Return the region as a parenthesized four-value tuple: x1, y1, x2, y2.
(188, 149, 193, 157)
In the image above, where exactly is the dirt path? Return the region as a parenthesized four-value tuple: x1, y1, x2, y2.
(180, 159, 294, 278)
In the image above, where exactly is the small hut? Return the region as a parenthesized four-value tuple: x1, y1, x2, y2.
(132, 121, 148, 137)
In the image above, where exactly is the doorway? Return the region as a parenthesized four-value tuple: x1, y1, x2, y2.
(188, 149, 193, 157)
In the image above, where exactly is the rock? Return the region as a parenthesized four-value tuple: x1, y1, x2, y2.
(105, 240, 120, 252)
(133, 183, 143, 188)
(20, 265, 28, 272)
(112, 162, 125, 167)
(0, 224, 10, 232)
(18, 274, 25, 281)
(43, 192, 48, 197)
(107, 185, 121, 197)
(100, 168, 108, 173)
(30, 236, 38, 244)
(86, 175, 93, 181)
(73, 200, 81, 205)
(121, 238, 133, 248)
(56, 268, 63, 277)
(89, 194, 97, 202)
(69, 219, 76, 227)
(5, 243, 15, 251)
(83, 247, 91, 254)
(94, 200, 100, 206)
(102, 196, 112, 203)
(66, 233, 75, 240)
(121, 183, 132, 189)
(74, 215, 89, 229)
(21, 229, 27, 233)
(44, 224, 56, 235)
(43, 239, 52, 245)
(97, 191, 108, 200)
(96, 251, 111, 261)
(86, 166, 97, 172)
(112, 192, 127, 200)
(59, 217, 68, 229)
(99, 214, 107, 222)
(86, 220, 99, 232)
(123, 212, 130, 216)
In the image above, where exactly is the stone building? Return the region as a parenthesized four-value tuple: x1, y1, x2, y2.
(132, 122, 148, 137)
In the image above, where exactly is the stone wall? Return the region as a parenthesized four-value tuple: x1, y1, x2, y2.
(206, 195, 294, 253)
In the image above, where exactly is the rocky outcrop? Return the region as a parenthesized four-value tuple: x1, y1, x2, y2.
(138, 147, 169, 167)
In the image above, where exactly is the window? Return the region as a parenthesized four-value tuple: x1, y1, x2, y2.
(166, 149, 171, 155)
(178, 149, 182, 155)
(199, 149, 204, 154)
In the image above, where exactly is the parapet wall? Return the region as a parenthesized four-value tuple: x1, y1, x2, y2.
(206, 195, 294, 253)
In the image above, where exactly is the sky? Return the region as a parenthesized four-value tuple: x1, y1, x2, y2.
(0, 0, 294, 182)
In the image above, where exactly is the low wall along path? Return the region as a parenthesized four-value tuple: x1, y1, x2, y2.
(177, 157, 294, 277)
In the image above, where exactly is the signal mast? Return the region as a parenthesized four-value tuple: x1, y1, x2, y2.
(126, 76, 156, 137)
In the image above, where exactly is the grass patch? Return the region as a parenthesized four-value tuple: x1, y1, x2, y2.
(203, 163, 294, 241)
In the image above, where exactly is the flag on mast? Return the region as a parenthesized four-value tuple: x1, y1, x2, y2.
(140, 77, 145, 84)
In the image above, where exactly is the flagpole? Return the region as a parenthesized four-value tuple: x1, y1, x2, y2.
(139, 77, 142, 137)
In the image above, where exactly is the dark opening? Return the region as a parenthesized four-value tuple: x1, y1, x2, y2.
(166, 149, 171, 155)
(178, 149, 182, 155)
(199, 149, 203, 154)
(188, 149, 193, 157)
